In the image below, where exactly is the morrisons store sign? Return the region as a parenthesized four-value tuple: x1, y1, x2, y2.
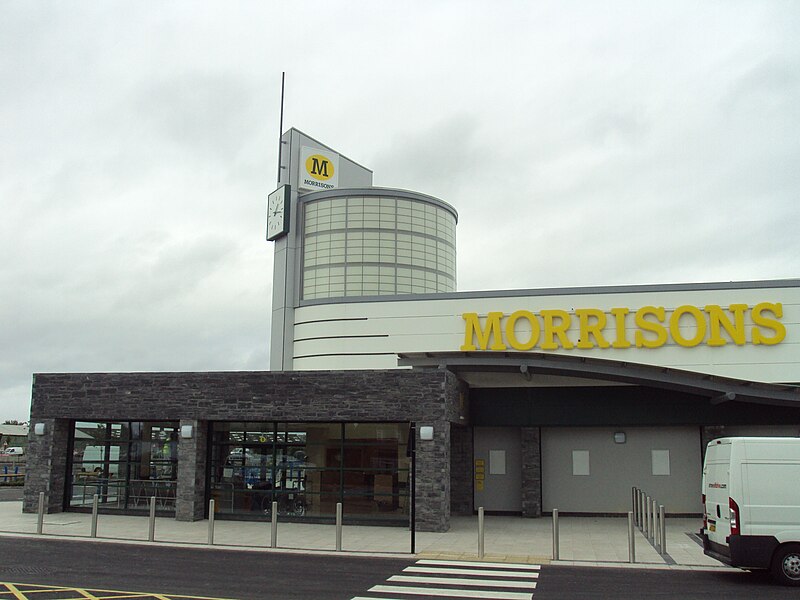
(461, 302, 786, 351)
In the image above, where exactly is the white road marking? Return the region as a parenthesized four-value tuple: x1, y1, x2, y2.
(350, 558, 541, 600)
(416, 559, 541, 570)
(403, 566, 539, 578)
(389, 575, 537, 589)
(368, 584, 533, 599)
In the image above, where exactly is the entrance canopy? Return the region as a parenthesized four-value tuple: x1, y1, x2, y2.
(398, 351, 800, 408)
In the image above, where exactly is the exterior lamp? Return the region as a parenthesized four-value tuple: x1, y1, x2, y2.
(614, 431, 626, 444)
(180, 425, 194, 439)
(419, 426, 434, 441)
(34, 423, 45, 436)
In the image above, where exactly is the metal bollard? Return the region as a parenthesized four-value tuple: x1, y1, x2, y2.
(208, 499, 215, 545)
(335, 502, 343, 551)
(643, 496, 648, 537)
(660, 505, 667, 555)
(627, 511, 636, 563)
(552, 509, 560, 560)
(148, 496, 156, 542)
(91, 494, 99, 538)
(37, 492, 45, 535)
(653, 499, 660, 549)
(639, 490, 645, 529)
(652, 499, 657, 543)
(478, 506, 485, 559)
(270, 501, 278, 548)
(642, 491, 647, 530)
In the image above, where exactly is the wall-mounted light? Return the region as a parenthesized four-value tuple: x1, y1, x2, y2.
(33, 423, 45, 436)
(180, 425, 194, 439)
(614, 431, 626, 444)
(419, 426, 434, 441)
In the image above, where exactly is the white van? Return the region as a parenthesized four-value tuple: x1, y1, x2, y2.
(81, 445, 120, 476)
(702, 437, 800, 585)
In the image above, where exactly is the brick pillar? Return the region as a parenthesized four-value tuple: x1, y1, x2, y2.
(415, 420, 450, 532)
(449, 425, 473, 515)
(176, 419, 207, 521)
(24, 419, 70, 514)
(521, 427, 542, 517)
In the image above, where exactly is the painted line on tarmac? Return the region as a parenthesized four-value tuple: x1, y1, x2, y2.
(389, 575, 537, 588)
(0, 582, 234, 600)
(369, 585, 532, 599)
(404, 566, 539, 578)
(417, 559, 542, 569)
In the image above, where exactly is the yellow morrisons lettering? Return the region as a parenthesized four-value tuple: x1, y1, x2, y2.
(460, 303, 785, 351)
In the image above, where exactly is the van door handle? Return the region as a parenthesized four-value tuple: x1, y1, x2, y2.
(716, 505, 721, 518)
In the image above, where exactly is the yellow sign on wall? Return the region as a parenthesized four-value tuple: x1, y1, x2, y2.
(461, 303, 785, 351)
(475, 459, 485, 491)
(300, 146, 339, 191)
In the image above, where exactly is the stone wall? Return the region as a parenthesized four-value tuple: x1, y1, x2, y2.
(449, 425, 473, 515)
(521, 427, 542, 517)
(27, 369, 461, 531)
(176, 419, 207, 521)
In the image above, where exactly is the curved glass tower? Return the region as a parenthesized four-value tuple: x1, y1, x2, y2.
(300, 188, 457, 300)
(269, 128, 459, 370)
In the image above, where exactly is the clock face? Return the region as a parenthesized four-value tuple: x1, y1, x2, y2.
(266, 185, 290, 240)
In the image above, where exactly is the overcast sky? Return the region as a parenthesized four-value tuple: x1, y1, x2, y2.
(2, 1, 799, 420)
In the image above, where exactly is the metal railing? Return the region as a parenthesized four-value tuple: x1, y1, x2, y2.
(35, 493, 349, 553)
(1, 464, 25, 484)
(632, 486, 667, 555)
(476, 505, 637, 563)
(32, 492, 662, 561)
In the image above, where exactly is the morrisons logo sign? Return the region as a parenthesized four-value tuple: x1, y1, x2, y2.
(460, 302, 785, 351)
(300, 146, 339, 191)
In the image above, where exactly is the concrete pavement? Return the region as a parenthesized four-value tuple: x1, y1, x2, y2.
(0, 501, 731, 571)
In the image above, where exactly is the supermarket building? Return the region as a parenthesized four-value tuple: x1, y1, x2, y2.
(25, 130, 800, 531)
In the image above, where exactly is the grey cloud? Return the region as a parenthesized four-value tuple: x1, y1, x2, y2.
(135, 72, 260, 161)
(371, 115, 482, 197)
(2, 1, 800, 422)
(724, 56, 800, 111)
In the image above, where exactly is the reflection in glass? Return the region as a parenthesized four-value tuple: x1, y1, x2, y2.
(67, 420, 178, 513)
(209, 421, 410, 524)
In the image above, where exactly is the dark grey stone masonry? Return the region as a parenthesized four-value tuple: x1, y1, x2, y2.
(26, 369, 463, 532)
(450, 425, 473, 515)
(521, 427, 542, 517)
(176, 419, 206, 521)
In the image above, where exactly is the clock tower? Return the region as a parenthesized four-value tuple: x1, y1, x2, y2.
(268, 129, 373, 370)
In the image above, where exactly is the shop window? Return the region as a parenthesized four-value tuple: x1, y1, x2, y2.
(208, 422, 410, 524)
(68, 420, 178, 513)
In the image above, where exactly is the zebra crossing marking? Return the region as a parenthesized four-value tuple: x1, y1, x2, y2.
(403, 566, 539, 579)
(416, 560, 541, 569)
(389, 575, 537, 588)
(368, 585, 533, 599)
(351, 558, 539, 600)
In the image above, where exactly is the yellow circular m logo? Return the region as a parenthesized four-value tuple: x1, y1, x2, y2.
(305, 154, 334, 181)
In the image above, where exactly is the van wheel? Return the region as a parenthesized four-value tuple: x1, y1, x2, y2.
(772, 545, 800, 586)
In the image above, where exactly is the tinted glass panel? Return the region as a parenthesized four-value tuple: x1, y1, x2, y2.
(67, 420, 178, 513)
(209, 421, 410, 524)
